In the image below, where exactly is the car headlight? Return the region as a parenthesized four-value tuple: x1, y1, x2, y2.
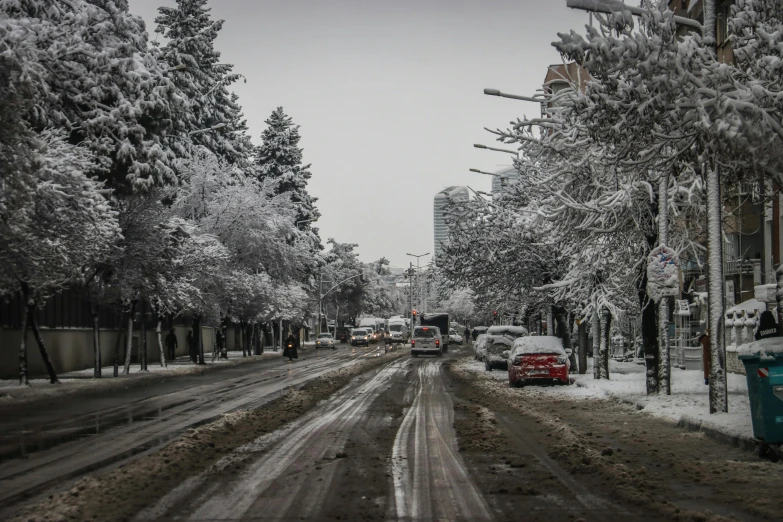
(556, 355, 567, 364)
(351, 336, 355, 340)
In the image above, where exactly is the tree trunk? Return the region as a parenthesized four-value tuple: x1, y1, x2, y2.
(599, 307, 611, 380)
(592, 308, 600, 379)
(707, 163, 728, 413)
(139, 297, 148, 372)
(196, 315, 205, 365)
(123, 299, 137, 375)
(28, 306, 59, 384)
(657, 171, 671, 394)
(554, 306, 575, 373)
(235, 320, 242, 356)
(156, 314, 166, 368)
(659, 297, 671, 395)
(91, 300, 101, 378)
(113, 319, 124, 378)
(577, 319, 588, 375)
(19, 295, 29, 386)
(546, 307, 554, 335)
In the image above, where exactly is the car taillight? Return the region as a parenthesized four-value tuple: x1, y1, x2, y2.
(411, 340, 415, 346)
(435, 340, 440, 346)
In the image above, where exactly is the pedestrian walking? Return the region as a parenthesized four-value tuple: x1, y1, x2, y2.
(187, 329, 197, 363)
(165, 329, 178, 361)
(464, 327, 471, 343)
(699, 332, 710, 385)
(472, 329, 479, 342)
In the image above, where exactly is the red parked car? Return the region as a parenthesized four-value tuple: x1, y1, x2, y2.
(507, 336, 571, 387)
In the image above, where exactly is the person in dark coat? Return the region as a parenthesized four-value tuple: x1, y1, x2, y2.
(283, 333, 298, 362)
(464, 327, 471, 343)
(216, 328, 228, 359)
(755, 310, 779, 340)
(165, 329, 178, 361)
(472, 329, 479, 342)
(187, 330, 196, 363)
(699, 332, 710, 385)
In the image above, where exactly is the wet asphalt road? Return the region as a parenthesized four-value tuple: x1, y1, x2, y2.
(0, 344, 385, 519)
(135, 351, 491, 521)
(6, 345, 781, 521)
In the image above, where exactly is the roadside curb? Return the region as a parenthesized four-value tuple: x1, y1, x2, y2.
(575, 383, 757, 452)
(675, 415, 757, 452)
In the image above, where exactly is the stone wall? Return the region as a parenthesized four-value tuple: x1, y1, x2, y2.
(0, 325, 217, 379)
(726, 346, 746, 375)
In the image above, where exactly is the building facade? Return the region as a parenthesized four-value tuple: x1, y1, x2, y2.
(491, 167, 520, 195)
(434, 186, 469, 262)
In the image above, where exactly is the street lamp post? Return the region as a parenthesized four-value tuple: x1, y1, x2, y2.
(406, 253, 429, 316)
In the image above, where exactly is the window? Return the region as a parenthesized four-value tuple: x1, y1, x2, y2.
(716, 1, 732, 46)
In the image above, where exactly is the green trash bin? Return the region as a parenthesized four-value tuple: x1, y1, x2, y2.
(738, 338, 783, 444)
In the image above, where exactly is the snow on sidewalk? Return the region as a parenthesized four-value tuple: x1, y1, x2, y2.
(459, 357, 754, 442)
(0, 350, 281, 404)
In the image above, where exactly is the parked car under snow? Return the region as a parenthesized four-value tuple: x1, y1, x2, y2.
(483, 335, 513, 371)
(473, 333, 490, 360)
(487, 325, 528, 338)
(507, 336, 571, 387)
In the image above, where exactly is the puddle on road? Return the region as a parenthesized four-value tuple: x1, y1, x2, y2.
(0, 397, 197, 463)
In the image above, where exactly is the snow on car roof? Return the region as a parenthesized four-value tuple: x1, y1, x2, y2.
(510, 336, 564, 355)
(486, 335, 513, 347)
(487, 325, 529, 336)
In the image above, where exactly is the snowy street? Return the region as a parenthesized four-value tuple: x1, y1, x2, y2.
(9, 347, 783, 521)
(0, 344, 388, 520)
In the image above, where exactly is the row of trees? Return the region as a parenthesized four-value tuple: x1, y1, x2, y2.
(0, 0, 389, 385)
(441, 0, 783, 413)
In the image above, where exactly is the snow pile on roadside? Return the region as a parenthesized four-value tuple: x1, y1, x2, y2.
(456, 358, 753, 440)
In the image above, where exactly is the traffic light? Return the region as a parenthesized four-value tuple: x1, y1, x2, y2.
(493, 311, 498, 317)
(412, 310, 418, 318)
(492, 310, 498, 324)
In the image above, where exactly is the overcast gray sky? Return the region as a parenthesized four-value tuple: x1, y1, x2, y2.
(130, 0, 588, 268)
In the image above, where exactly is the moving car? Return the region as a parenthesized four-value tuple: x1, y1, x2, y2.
(411, 326, 442, 357)
(420, 313, 450, 352)
(350, 328, 371, 346)
(507, 336, 571, 387)
(315, 333, 336, 350)
(483, 335, 513, 371)
(449, 329, 464, 345)
(387, 320, 409, 344)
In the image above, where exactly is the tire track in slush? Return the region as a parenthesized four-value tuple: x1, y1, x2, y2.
(391, 360, 491, 520)
(143, 358, 408, 520)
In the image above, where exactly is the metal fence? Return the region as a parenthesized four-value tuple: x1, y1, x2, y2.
(0, 287, 125, 329)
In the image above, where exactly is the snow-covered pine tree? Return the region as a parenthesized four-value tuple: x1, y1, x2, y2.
(154, 0, 253, 165)
(0, 0, 183, 192)
(255, 107, 322, 248)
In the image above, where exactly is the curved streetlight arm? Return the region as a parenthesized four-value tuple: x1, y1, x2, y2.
(321, 271, 365, 301)
(474, 144, 518, 156)
(483, 88, 546, 103)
